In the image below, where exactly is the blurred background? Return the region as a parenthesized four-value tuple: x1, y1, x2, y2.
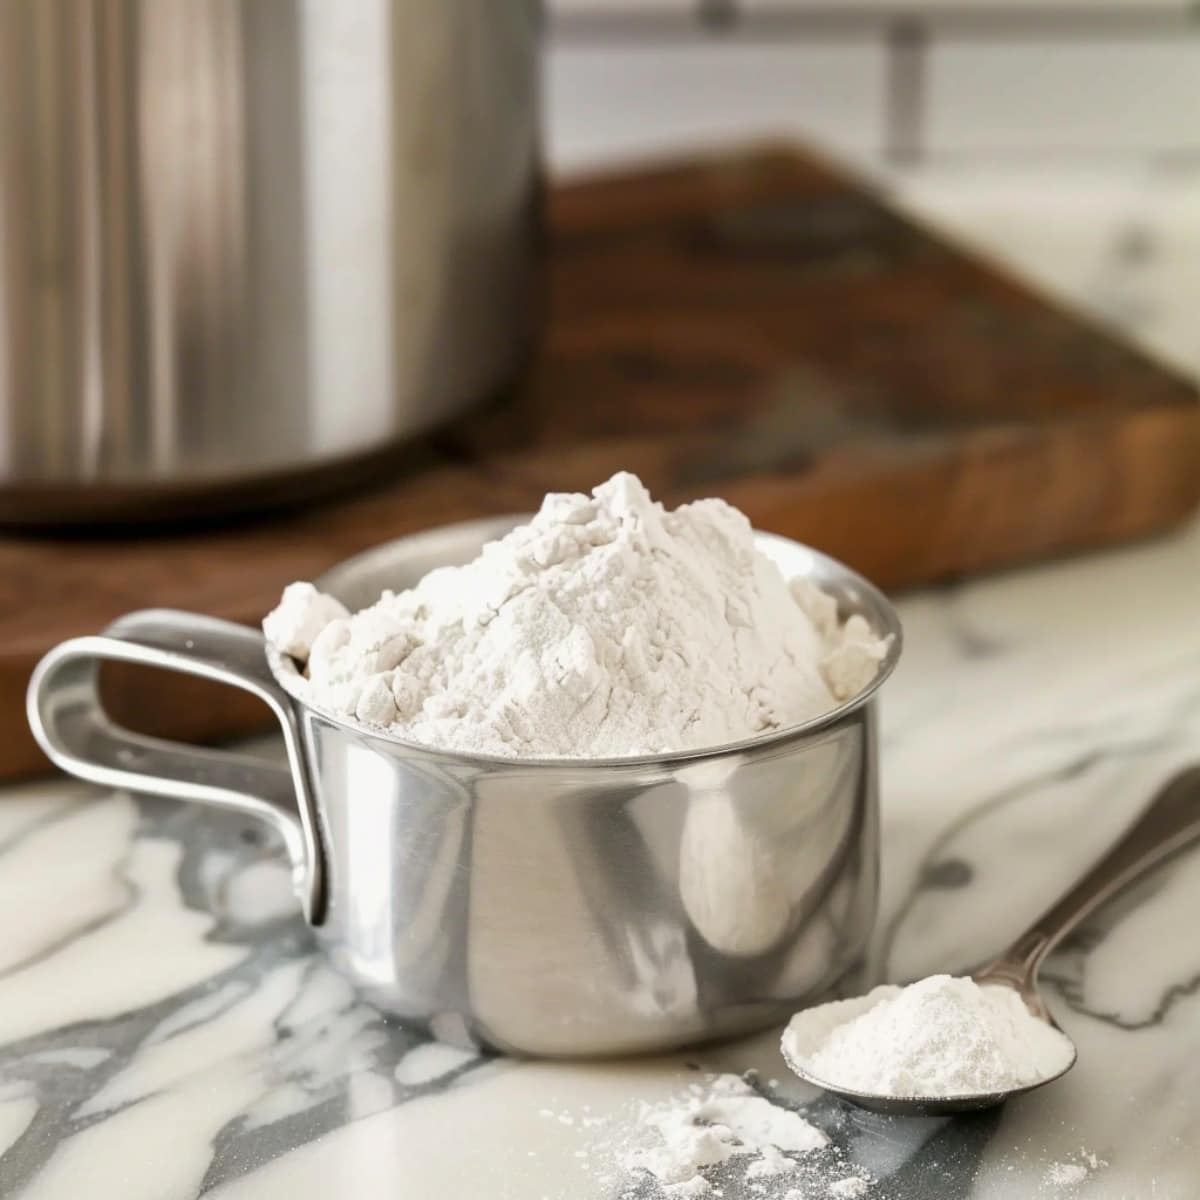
(1, 0, 1197, 776)
(547, 0, 1199, 376)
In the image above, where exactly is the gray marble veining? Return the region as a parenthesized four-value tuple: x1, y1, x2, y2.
(2, 509, 1199, 1197)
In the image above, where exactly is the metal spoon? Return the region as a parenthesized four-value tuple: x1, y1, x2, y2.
(783, 766, 1200, 1116)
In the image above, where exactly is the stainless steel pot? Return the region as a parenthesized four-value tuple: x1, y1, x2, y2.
(27, 520, 903, 1057)
(0, 2, 540, 523)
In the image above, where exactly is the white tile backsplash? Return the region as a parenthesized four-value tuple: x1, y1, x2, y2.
(547, 3, 1200, 165)
(545, 25, 1200, 383)
(551, 0, 696, 15)
(553, 0, 1196, 19)
(926, 38, 1200, 155)
(545, 41, 884, 174)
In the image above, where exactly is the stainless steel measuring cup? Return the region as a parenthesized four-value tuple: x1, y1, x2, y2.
(27, 519, 902, 1057)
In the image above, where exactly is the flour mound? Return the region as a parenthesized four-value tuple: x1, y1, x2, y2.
(264, 472, 886, 758)
(262, 583, 348, 660)
(782, 975, 1076, 1099)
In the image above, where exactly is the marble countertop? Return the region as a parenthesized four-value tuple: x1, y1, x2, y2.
(4, 515, 1199, 1198)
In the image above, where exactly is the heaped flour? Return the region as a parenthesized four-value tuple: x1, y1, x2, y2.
(781, 975, 1076, 1098)
(264, 472, 886, 758)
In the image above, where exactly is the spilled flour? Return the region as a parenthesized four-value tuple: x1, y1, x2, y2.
(264, 473, 887, 758)
(531, 1074, 1109, 1200)
(1047, 1163, 1089, 1187)
(626, 1074, 826, 1192)
(1044, 1150, 1107, 1191)
(623, 1074, 873, 1198)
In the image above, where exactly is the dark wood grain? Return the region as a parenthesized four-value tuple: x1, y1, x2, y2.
(5, 145, 1199, 778)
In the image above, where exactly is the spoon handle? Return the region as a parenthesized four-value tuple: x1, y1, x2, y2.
(976, 766, 1200, 992)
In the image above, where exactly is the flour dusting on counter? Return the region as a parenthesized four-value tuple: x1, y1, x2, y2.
(1044, 1150, 1107, 1191)
(625, 1073, 826, 1192)
(264, 472, 887, 758)
(622, 1073, 877, 1197)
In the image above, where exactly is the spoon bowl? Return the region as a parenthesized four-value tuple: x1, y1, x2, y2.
(781, 767, 1200, 1115)
(780, 977, 1078, 1117)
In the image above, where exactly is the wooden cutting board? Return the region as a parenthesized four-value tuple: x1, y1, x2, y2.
(5, 145, 1199, 779)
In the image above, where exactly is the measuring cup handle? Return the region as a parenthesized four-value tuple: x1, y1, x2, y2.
(26, 609, 326, 926)
(978, 766, 1200, 988)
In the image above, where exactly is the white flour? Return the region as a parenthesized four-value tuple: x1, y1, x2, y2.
(624, 1074, 829, 1196)
(263, 583, 348, 660)
(535, 1074, 876, 1198)
(264, 472, 886, 758)
(828, 1178, 873, 1198)
(1046, 1162, 1089, 1187)
(781, 975, 1076, 1098)
(1045, 1150, 1107, 1191)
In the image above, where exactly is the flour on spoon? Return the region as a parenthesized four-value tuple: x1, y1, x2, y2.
(782, 975, 1076, 1098)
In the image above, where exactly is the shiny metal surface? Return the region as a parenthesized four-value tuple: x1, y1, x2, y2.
(26, 609, 327, 924)
(28, 520, 903, 1057)
(786, 766, 1200, 1115)
(0, 1, 540, 520)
